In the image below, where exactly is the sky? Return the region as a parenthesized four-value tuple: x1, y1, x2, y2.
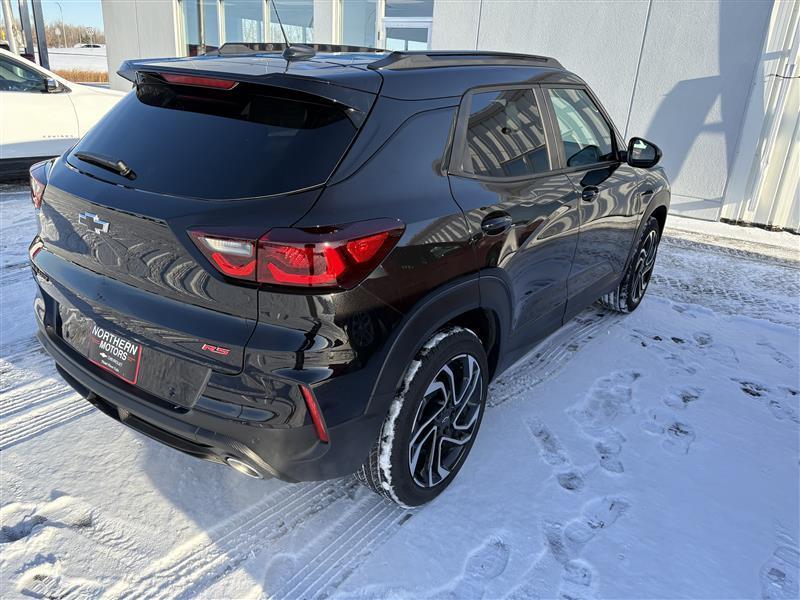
(41, 0, 105, 31)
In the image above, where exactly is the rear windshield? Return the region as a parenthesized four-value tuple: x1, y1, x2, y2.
(68, 75, 358, 199)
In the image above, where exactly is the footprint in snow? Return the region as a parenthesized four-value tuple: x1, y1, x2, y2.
(0, 496, 93, 544)
(528, 419, 570, 467)
(760, 544, 800, 599)
(594, 430, 626, 474)
(569, 371, 639, 473)
(662, 386, 704, 411)
(692, 331, 713, 347)
(734, 379, 800, 424)
(533, 498, 629, 599)
(641, 408, 696, 455)
(569, 371, 639, 436)
(559, 559, 595, 600)
(527, 420, 585, 492)
(441, 537, 510, 600)
(757, 340, 797, 370)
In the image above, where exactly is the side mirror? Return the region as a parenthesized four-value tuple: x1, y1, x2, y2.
(45, 78, 61, 93)
(626, 137, 661, 168)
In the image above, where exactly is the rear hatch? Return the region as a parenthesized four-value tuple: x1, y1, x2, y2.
(37, 65, 373, 406)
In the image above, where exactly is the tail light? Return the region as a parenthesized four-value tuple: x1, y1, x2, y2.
(29, 160, 50, 209)
(157, 72, 239, 90)
(189, 219, 403, 290)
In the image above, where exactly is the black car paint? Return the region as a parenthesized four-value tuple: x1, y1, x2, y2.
(30, 51, 669, 482)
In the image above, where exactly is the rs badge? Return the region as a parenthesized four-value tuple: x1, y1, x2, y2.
(202, 343, 231, 356)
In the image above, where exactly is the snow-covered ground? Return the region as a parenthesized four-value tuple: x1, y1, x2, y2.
(36, 47, 108, 73)
(1, 183, 798, 599)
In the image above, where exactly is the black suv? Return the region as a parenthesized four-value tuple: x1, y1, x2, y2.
(29, 47, 669, 507)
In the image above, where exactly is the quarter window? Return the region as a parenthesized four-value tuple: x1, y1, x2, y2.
(463, 88, 549, 179)
(548, 88, 615, 167)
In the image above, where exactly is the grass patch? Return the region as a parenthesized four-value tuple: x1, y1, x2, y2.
(53, 69, 109, 83)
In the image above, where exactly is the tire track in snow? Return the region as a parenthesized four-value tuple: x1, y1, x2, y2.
(0, 394, 90, 450)
(0, 379, 74, 418)
(113, 479, 360, 600)
(488, 308, 623, 407)
(269, 496, 410, 599)
(0, 335, 55, 394)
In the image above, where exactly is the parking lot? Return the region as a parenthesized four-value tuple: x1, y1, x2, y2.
(1, 183, 798, 599)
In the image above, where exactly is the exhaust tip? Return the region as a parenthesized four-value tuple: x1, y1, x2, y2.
(225, 457, 263, 479)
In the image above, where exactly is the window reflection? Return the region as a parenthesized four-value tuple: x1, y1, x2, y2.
(464, 89, 549, 179)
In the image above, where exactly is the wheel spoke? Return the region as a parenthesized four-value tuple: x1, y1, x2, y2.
(644, 230, 659, 268)
(409, 422, 436, 480)
(434, 433, 451, 481)
(426, 426, 440, 487)
(409, 402, 445, 451)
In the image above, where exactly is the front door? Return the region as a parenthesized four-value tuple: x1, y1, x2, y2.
(449, 86, 580, 365)
(0, 55, 78, 161)
(543, 86, 641, 319)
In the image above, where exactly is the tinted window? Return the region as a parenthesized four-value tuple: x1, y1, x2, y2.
(69, 76, 357, 199)
(0, 57, 45, 92)
(548, 88, 615, 167)
(464, 88, 549, 178)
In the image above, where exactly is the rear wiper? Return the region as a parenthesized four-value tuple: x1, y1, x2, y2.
(74, 151, 136, 180)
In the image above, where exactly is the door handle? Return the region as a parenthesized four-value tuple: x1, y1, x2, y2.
(581, 186, 599, 202)
(481, 213, 513, 236)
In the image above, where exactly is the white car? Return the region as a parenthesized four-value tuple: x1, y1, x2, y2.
(0, 48, 124, 180)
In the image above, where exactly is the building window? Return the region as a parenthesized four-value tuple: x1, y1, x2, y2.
(384, 0, 433, 18)
(182, 0, 221, 55)
(340, 0, 434, 50)
(270, 0, 314, 44)
(341, 0, 379, 48)
(224, 0, 266, 43)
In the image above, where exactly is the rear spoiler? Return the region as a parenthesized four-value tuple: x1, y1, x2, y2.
(117, 57, 379, 119)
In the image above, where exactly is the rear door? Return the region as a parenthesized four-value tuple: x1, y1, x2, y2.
(448, 85, 580, 362)
(37, 73, 364, 405)
(542, 86, 641, 319)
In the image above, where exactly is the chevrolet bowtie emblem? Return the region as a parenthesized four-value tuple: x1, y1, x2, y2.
(78, 212, 110, 233)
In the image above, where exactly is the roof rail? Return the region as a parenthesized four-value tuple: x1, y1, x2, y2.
(368, 51, 562, 71)
(212, 42, 386, 56)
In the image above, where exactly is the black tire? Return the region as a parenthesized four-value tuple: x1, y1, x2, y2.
(357, 327, 489, 507)
(600, 216, 661, 313)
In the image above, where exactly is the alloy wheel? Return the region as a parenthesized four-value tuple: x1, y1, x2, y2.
(407, 353, 483, 488)
(631, 229, 659, 303)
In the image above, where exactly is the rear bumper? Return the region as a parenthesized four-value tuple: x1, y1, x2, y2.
(37, 321, 383, 481)
(29, 236, 396, 482)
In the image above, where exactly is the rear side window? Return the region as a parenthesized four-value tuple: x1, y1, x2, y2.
(69, 76, 358, 199)
(462, 88, 549, 179)
(548, 88, 615, 167)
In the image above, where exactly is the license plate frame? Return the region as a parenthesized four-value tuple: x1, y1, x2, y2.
(86, 322, 142, 385)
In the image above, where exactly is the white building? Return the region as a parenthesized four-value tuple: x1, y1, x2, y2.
(101, 0, 799, 232)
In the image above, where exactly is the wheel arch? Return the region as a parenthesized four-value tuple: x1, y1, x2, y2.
(367, 273, 512, 416)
